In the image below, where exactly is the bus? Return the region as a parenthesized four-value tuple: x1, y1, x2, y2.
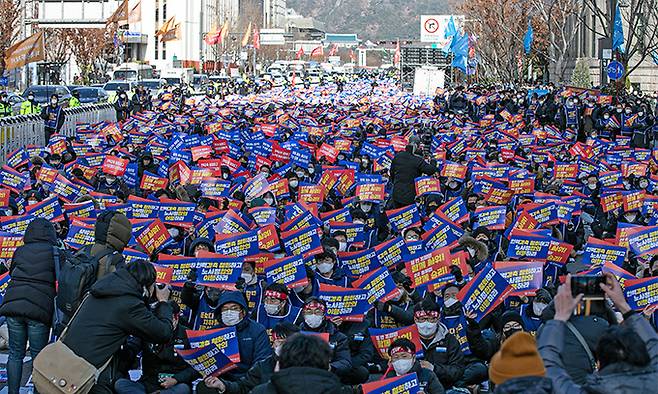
(112, 63, 154, 81)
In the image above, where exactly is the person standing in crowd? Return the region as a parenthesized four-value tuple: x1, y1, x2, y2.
(69, 90, 81, 108)
(0, 91, 12, 117)
(20, 92, 41, 115)
(115, 90, 133, 121)
(62, 260, 175, 394)
(81, 210, 132, 281)
(41, 94, 65, 143)
(0, 219, 58, 394)
(539, 273, 658, 393)
(390, 135, 438, 208)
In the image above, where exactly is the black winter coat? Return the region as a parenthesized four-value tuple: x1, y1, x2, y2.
(122, 324, 198, 393)
(62, 268, 174, 368)
(251, 366, 350, 394)
(420, 322, 466, 388)
(390, 149, 438, 207)
(0, 218, 58, 325)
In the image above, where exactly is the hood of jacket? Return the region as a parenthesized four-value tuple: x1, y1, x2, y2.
(218, 290, 248, 312)
(269, 367, 343, 394)
(459, 236, 489, 262)
(94, 210, 132, 252)
(90, 268, 143, 299)
(23, 217, 57, 245)
(493, 376, 553, 394)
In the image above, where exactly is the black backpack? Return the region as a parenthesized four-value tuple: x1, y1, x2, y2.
(55, 246, 115, 317)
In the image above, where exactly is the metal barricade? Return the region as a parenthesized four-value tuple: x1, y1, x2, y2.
(0, 103, 116, 165)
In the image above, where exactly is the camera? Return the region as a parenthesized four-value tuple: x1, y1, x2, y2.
(570, 275, 605, 300)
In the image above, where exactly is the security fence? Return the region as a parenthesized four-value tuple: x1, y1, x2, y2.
(0, 103, 116, 165)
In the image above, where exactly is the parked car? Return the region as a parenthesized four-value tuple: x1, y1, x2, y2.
(71, 87, 109, 104)
(136, 79, 167, 95)
(22, 85, 72, 105)
(103, 80, 135, 102)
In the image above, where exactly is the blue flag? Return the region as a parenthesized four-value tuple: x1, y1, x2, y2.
(524, 23, 533, 54)
(612, 4, 624, 53)
(652, 51, 658, 66)
(443, 16, 458, 54)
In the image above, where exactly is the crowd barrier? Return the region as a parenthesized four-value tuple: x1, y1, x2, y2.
(0, 103, 117, 165)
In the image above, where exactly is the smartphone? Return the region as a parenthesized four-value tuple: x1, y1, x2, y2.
(571, 275, 605, 299)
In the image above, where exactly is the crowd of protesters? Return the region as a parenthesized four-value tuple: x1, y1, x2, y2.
(0, 78, 657, 394)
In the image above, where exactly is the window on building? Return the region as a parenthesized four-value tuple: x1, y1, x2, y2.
(162, 41, 167, 60)
(155, 0, 159, 21)
(154, 36, 159, 60)
(163, 1, 167, 19)
(591, 16, 597, 58)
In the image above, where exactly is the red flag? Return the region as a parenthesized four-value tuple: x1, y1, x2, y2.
(310, 45, 324, 58)
(253, 27, 260, 50)
(295, 47, 305, 59)
(393, 39, 400, 65)
(328, 44, 338, 56)
(349, 49, 356, 62)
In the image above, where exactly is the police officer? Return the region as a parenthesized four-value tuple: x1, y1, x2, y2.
(20, 93, 41, 115)
(0, 92, 13, 117)
(68, 90, 81, 108)
(40, 94, 65, 143)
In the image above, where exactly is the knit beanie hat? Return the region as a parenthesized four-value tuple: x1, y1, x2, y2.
(489, 332, 546, 385)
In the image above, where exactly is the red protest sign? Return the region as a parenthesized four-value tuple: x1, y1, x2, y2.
(441, 162, 467, 179)
(101, 155, 128, 176)
(415, 177, 441, 196)
(135, 219, 172, 255)
(355, 183, 385, 202)
(191, 145, 213, 162)
(404, 247, 453, 288)
(316, 143, 339, 163)
(298, 185, 325, 203)
(140, 172, 169, 191)
(154, 264, 174, 284)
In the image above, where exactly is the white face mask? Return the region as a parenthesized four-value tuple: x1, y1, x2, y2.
(168, 228, 180, 238)
(51, 99, 58, 105)
(241, 273, 255, 284)
(105, 176, 116, 183)
(289, 180, 299, 188)
(466, 246, 476, 257)
(304, 314, 323, 328)
(587, 183, 597, 190)
(392, 358, 414, 375)
(361, 203, 373, 213)
(264, 302, 280, 315)
(338, 241, 347, 252)
(416, 321, 438, 337)
(533, 302, 547, 316)
(264, 197, 274, 206)
(444, 297, 458, 308)
(317, 262, 334, 274)
(274, 345, 283, 356)
(222, 310, 241, 326)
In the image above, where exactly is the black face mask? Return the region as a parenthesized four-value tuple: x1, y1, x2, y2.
(503, 327, 522, 338)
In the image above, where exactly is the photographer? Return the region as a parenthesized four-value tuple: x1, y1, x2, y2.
(62, 260, 174, 394)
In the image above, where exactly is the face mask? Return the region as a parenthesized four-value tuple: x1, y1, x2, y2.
(106, 176, 116, 184)
(264, 197, 274, 206)
(503, 327, 522, 338)
(222, 310, 241, 326)
(304, 314, 324, 328)
(533, 302, 548, 316)
(264, 302, 280, 315)
(241, 273, 255, 284)
(317, 262, 334, 274)
(392, 359, 414, 375)
(416, 321, 438, 337)
(448, 181, 458, 189)
(338, 241, 347, 252)
(222, 173, 229, 180)
(625, 109, 632, 115)
(640, 181, 648, 189)
(308, 167, 315, 175)
(295, 171, 304, 179)
(289, 180, 299, 188)
(361, 203, 372, 213)
(293, 285, 305, 293)
(354, 219, 365, 225)
(603, 114, 610, 119)
(639, 112, 644, 117)
(51, 99, 58, 105)
(28, 95, 34, 101)
(587, 183, 597, 190)
(444, 297, 458, 308)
